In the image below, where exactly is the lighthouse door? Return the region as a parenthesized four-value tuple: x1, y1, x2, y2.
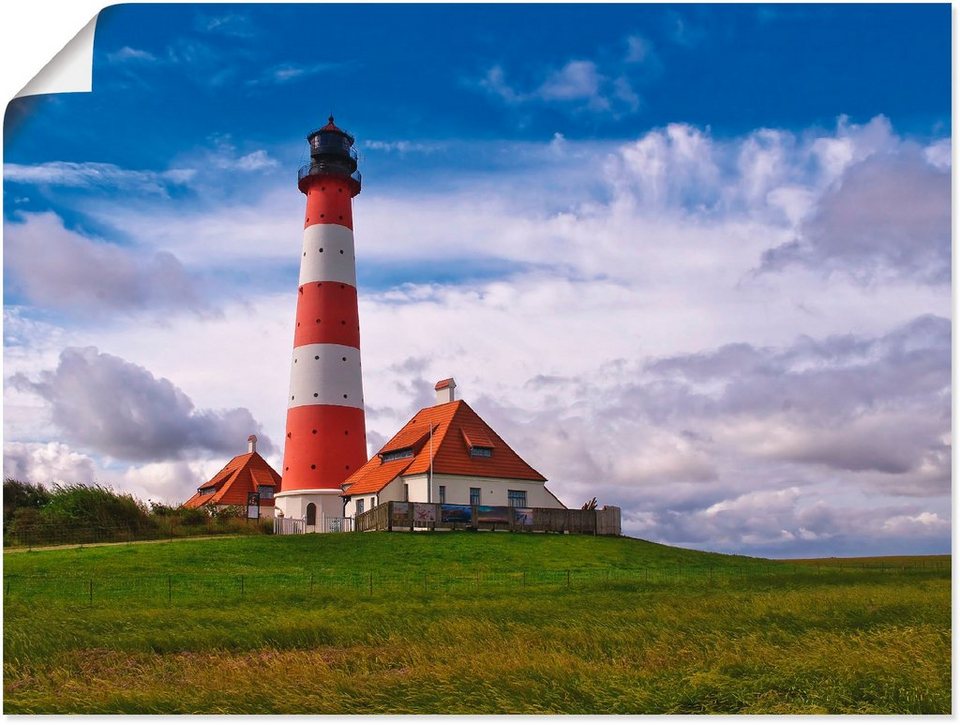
(306, 503, 317, 530)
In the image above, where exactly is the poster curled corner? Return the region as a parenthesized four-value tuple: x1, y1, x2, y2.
(15, 13, 99, 99)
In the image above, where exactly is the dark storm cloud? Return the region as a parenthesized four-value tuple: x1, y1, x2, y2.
(759, 148, 950, 284)
(11, 347, 273, 462)
(4, 212, 207, 315)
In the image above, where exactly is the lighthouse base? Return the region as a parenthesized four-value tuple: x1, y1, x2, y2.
(274, 489, 347, 533)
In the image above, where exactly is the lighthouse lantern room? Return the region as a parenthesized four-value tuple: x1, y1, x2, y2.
(274, 117, 367, 531)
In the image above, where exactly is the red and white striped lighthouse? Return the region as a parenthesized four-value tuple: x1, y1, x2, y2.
(274, 117, 367, 530)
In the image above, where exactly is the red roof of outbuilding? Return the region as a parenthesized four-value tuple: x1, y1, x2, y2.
(183, 451, 281, 508)
(434, 378, 455, 391)
(342, 400, 546, 497)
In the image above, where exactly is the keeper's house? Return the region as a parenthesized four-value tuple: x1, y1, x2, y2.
(342, 378, 564, 517)
(183, 435, 280, 516)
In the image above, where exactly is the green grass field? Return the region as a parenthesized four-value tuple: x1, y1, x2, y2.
(3, 532, 951, 714)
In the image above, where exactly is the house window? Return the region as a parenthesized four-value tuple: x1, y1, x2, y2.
(306, 503, 317, 525)
(470, 487, 481, 505)
(439, 485, 446, 504)
(370, 497, 375, 510)
(199, 487, 216, 496)
(356, 499, 364, 515)
(508, 490, 527, 508)
(258, 485, 274, 498)
(403, 484, 409, 502)
(381, 448, 414, 462)
(469, 446, 493, 458)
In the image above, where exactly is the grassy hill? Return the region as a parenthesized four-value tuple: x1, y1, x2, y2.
(3, 532, 951, 714)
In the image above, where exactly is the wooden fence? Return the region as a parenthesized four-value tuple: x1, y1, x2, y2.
(355, 501, 621, 536)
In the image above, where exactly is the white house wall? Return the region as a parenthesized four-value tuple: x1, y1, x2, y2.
(342, 477, 397, 518)
(411, 473, 565, 508)
(343, 473, 566, 518)
(275, 491, 344, 532)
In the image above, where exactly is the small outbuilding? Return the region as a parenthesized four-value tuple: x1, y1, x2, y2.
(183, 435, 280, 517)
(342, 378, 564, 517)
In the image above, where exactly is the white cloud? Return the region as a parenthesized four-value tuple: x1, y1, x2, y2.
(11, 346, 275, 462)
(881, 512, 948, 536)
(538, 60, 606, 105)
(760, 147, 950, 284)
(107, 46, 158, 63)
(364, 140, 445, 155)
(3, 441, 97, 485)
(4, 212, 205, 315)
(477, 47, 642, 115)
(248, 62, 343, 86)
(625, 35, 655, 63)
(4, 161, 195, 194)
(924, 138, 951, 170)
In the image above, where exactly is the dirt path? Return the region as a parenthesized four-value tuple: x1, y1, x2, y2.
(4, 534, 252, 554)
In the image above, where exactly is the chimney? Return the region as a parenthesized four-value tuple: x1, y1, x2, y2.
(435, 378, 457, 405)
(247, 434, 258, 454)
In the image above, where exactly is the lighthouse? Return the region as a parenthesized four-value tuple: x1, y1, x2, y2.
(274, 117, 367, 531)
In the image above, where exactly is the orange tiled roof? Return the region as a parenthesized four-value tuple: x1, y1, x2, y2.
(183, 451, 281, 508)
(342, 400, 545, 497)
(381, 423, 434, 454)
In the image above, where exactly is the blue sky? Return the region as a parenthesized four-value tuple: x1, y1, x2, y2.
(3, 4, 952, 557)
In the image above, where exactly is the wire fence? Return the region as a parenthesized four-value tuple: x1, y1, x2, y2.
(3, 560, 949, 607)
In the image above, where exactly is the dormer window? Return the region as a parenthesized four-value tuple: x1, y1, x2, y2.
(380, 448, 414, 463)
(462, 427, 495, 458)
(258, 485, 275, 498)
(199, 486, 217, 496)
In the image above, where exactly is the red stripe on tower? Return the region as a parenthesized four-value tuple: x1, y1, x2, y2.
(276, 117, 367, 528)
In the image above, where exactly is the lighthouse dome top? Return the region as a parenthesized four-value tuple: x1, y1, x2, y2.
(299, 115, 361, 195)
(308, 115, 355, 145)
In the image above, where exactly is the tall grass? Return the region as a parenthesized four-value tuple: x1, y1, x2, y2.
(3, 533, 950, 714)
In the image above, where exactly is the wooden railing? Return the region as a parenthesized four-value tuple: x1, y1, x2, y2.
(355, 501, 621, 536)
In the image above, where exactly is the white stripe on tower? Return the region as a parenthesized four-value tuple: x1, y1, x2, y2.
(299, 224, 357, 287)
(287, 343, 364, 410)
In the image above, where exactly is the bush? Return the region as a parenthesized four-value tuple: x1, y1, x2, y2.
(178, 507, 210, 526)
(44, 483, 151, 533)
(3, 479, 51, 528)
(207, 505, 245, 520)
(8, 507, 50, 546)
(148, 500, 178, 517)
(3, 480, 271, 547)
